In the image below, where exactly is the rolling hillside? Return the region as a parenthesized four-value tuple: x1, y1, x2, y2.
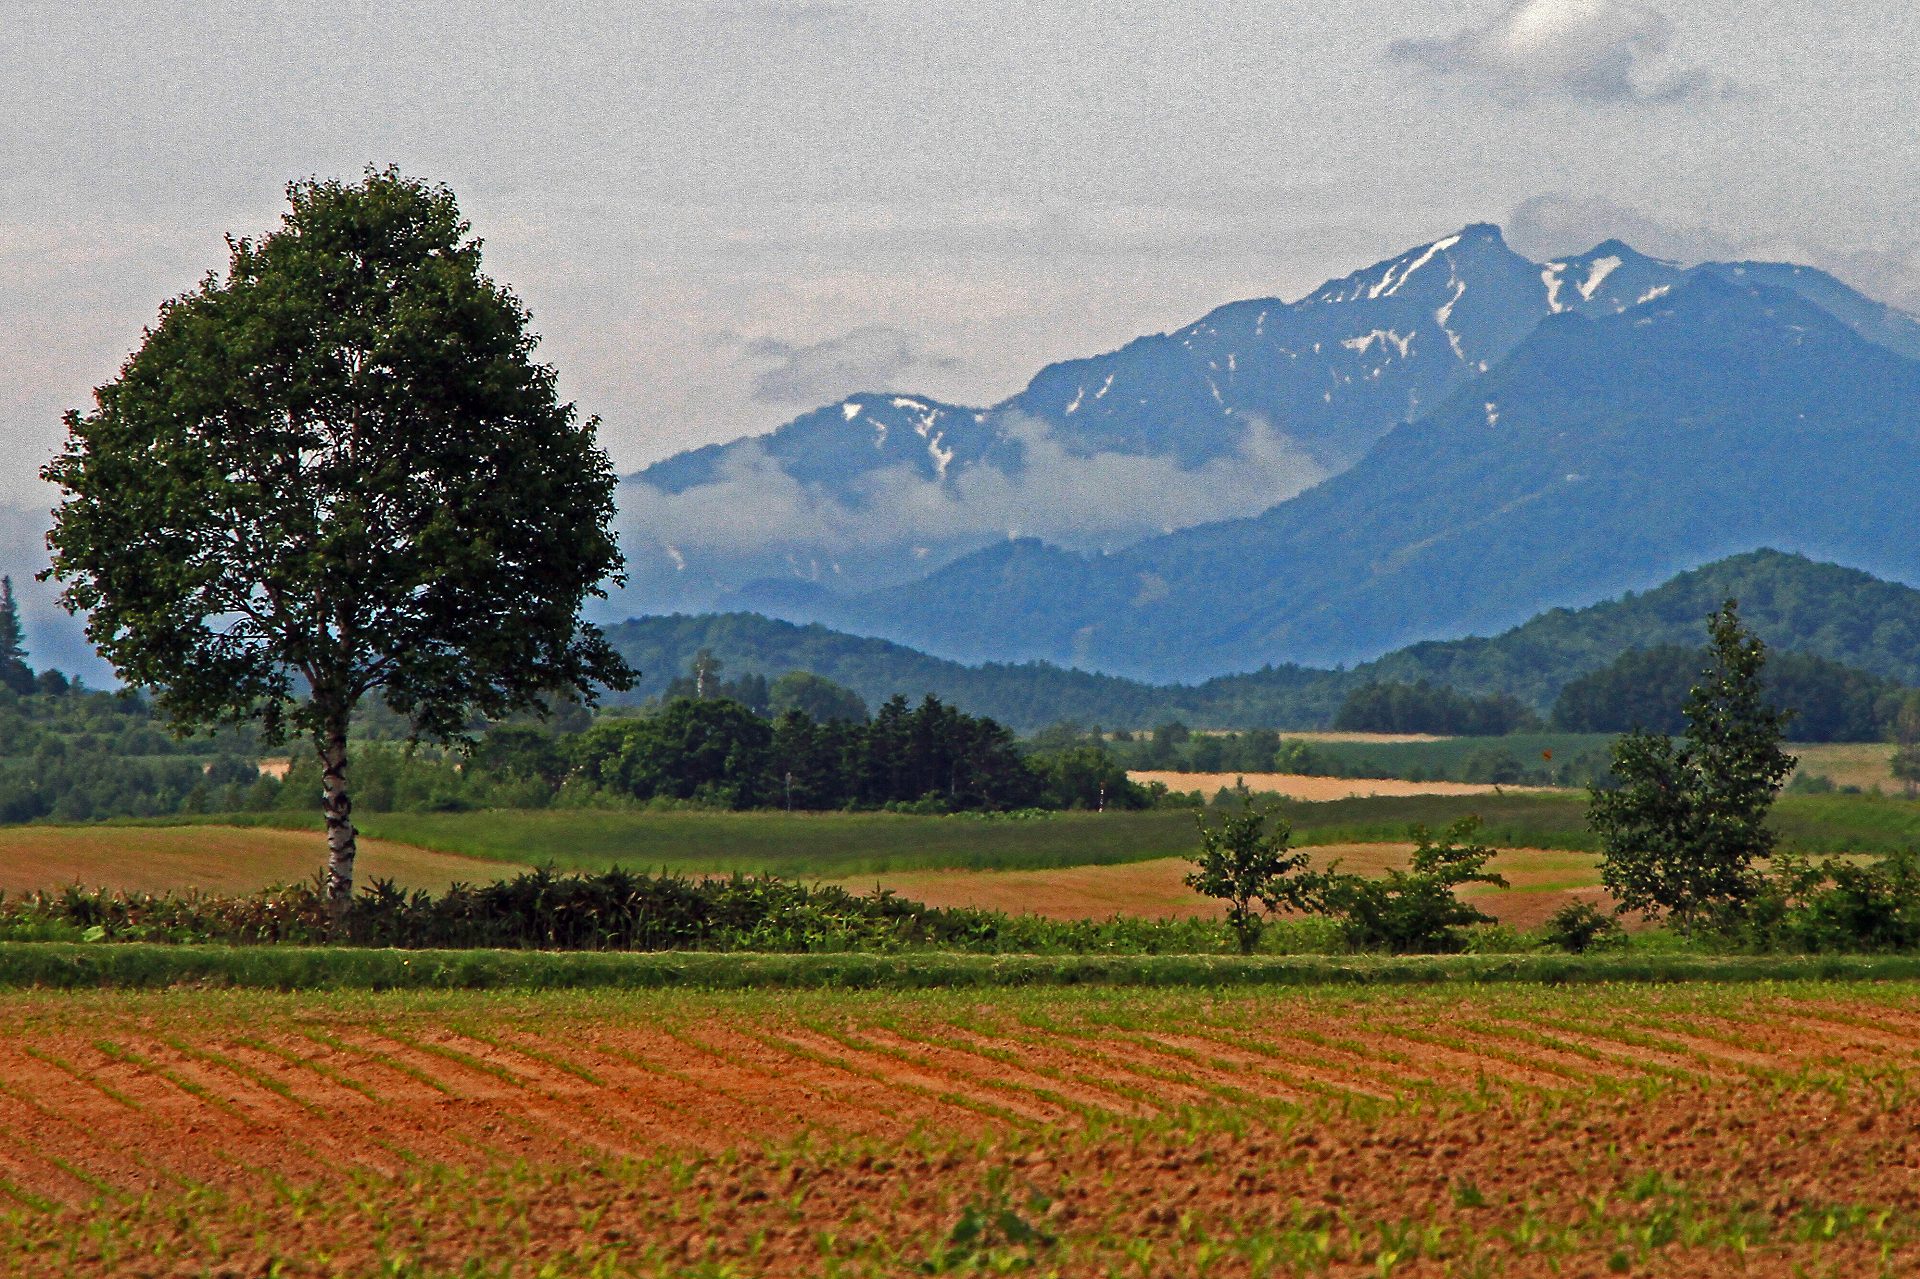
(606, 549, 1920, 733)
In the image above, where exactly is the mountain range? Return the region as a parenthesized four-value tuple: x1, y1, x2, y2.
(610, 222, 1920, 673)
(605, 550, 1920, 734)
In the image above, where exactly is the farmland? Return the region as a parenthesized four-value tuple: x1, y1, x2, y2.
(8, 983, 1920, 1276)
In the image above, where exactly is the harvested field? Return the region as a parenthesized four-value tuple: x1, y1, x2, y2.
(6, 984, 1920, 1276)
(823, 844, 1612, 930)
(0, 825, 502, 896)
(1130, 770, 1565, 800)
(1791, 740, 1904, 793)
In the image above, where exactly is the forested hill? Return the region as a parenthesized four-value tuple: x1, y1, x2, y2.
(603, 550, 1920, 732)
(598, 612, 1330, 731)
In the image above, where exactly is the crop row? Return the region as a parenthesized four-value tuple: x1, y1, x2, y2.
(4, 985, 1920, 1216)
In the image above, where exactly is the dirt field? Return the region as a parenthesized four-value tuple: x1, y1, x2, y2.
(6, 984, 1920, 1276)
(824, 844, 1609, 930)
(0, 825, 504, 896)
(1130, 770, 1564, 800)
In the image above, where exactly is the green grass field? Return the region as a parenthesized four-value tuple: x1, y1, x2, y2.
(105, 787, 1920, 882)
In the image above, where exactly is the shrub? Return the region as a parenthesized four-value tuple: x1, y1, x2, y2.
(1320, 816, 1508, 953)
(1540, 901, 1625, 953)
(1739, 849, 1920, 953)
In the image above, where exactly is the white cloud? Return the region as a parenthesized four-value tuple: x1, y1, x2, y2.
(1389, 0, 1723, 104)
(611, 412, 1329, 591)
(739, 325, 965, 406)
(1506, 193, 1741, 262)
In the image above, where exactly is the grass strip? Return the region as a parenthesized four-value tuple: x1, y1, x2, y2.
(9, 942, 1920, 990)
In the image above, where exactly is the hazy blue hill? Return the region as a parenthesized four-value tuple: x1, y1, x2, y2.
(604, 550, 1920, 734)
(821, 272, 1920, 680)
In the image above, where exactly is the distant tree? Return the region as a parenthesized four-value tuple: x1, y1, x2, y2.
(1591, 601, 1796, 928)
(1184, 786, 1321, 954)
(1030, 744, 1145, 811)
(1550, 647, 1694, 735)
(0, 577, 32, 695)
(769, 671, 868, 723)
(1335, 680, 1540, 736)
(41, 169, 630, 920)
(1555, 645, 1897, 742)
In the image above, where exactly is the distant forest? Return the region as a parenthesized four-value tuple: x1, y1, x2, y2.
(603, 550, 1920, 737)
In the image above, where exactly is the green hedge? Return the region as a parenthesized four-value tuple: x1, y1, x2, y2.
(7, 942, 1920, 991)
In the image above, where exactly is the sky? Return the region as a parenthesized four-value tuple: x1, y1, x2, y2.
(2, 0, 1917, 666)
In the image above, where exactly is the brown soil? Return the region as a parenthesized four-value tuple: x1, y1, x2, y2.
(824, 843, 1611, 929)
(1129, 769, 1566, 799)
(0, 824, 507, 895)
(7, 989, 1920, 1276)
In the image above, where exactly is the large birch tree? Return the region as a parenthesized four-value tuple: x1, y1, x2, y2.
(42, 168, 631, 921)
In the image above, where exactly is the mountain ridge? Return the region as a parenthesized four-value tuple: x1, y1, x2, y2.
(605, 549, 1920, 735)
(794, 269, 1920, 679)
(611, 222, 1920, 622)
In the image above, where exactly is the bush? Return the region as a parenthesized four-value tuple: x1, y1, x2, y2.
(1319, 816, 1508, 953)
(1540, 901, 1625, 953)
(1738, 849, 1920, 953)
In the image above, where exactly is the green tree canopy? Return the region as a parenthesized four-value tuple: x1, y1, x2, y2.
(41, 168, 631, 917)
(1591, 601, 1796, 928)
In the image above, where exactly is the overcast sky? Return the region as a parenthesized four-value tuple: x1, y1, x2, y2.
(3, 0, 1917, 519)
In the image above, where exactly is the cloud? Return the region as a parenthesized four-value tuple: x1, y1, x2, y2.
(1506, 194, 1742, 262)
(738, 325, 966, 406)
(1388, 0, 1723, 105)
(610, 412, 1329, 600)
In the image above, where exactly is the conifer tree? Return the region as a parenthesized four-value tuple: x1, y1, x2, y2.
(0, 576, 32, 695)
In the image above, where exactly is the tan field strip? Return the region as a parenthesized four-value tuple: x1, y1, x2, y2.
(1129, 769, 1565, 799)
(825, 843, 1610, 930)
(1790, 740, 1904, 792)
(0, 825, 507, 896)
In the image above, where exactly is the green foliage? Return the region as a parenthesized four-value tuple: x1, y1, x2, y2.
(40, 167, 631, 907)
(1184, 789, 1321, 954)
(1334, 680, 1541, 736)
(768, 670, 868, 723)
(1540, 901, 1626, 953)
(1555, 645, 1904, 742)
(1738, 850, 1920, 953)
(1027, 744, 1148, 811)
(0, 866, 1306, 957)
(1319, 817, 1508, 953)
(1593, 601, 1797, 928)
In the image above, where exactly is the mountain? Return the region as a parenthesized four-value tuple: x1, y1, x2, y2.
(804, 271, 1920, 680)
(608, 224, 1920, 619)
(604, 550, 1920, 734)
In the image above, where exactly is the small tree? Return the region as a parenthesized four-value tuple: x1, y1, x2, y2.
(1185, 786, 1320, 954)
(42, 169, 632, 921)
(1591, 600, 1795, 929)
(1320, 816, 1508, 953)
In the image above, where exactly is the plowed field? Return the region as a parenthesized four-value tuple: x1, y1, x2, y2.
(8, 984, 1920, 1276)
